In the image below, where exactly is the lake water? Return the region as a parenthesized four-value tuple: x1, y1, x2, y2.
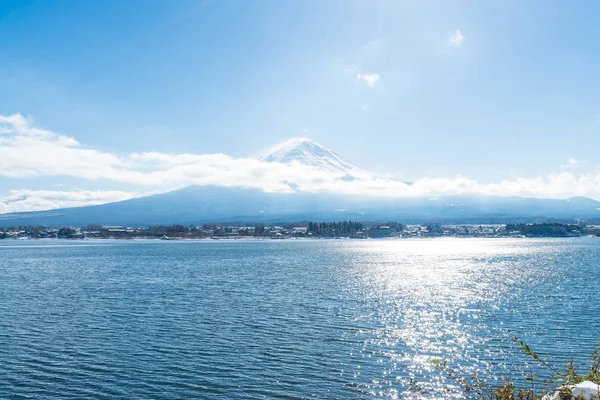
(1, 238, 599, 399)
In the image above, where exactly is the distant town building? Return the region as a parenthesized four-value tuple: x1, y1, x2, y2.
(369, 225, 392, 238)
(292, 227, 308, 235)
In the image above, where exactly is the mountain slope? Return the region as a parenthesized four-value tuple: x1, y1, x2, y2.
(1, 185, 599, 227)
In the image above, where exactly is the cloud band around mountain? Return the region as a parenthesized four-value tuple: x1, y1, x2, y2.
(1, 113, 600, 213)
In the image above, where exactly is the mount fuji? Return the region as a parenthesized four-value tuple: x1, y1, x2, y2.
(1, 138, 600, 226)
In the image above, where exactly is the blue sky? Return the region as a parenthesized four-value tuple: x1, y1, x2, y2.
(1, 0, 600, 211)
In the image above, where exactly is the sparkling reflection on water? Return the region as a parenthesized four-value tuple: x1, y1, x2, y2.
(0, 238, 599, 398)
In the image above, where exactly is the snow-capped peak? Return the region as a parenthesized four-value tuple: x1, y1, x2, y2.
(258, 137, 361, 174)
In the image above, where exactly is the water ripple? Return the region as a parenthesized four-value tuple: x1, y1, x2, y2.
(0, 238, 599, 398)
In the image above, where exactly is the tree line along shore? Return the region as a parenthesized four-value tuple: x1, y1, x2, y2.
(1, 221, 600, 240)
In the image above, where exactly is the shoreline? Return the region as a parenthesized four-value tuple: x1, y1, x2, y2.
(1, 235, 597, 242)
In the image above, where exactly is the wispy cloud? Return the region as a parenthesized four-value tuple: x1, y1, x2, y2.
(560, 157, 588, 172)
(356, 72, 380, 87)
(2, 113, 600, 213)
(0, 189, 140, 214)
(448, 29, 464, 47)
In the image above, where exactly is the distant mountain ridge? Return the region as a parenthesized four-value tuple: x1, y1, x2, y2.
(1, 138, 600, 226)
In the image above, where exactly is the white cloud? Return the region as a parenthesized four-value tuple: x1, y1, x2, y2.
(560, 157, 588, 172)
(0, 189, 140, 214)
(448, 29, 464, 47)
(2, 113, 600, 213)
(356, 72, 380, 87)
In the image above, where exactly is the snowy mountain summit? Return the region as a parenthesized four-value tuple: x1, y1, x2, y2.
(259, 137, 361, 174)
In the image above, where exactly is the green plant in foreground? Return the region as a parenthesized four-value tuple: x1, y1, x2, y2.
(410, 338, 600, 399)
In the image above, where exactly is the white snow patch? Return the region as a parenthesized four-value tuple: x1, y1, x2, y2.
(544, 381, 600, 400)
(259, 137, 363, 175)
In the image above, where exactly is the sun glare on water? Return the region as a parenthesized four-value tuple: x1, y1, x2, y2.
(329, 239, 565, 398)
